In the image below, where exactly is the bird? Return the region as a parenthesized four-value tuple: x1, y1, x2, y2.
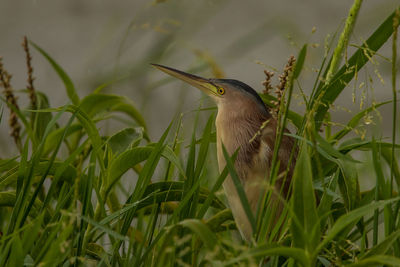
(152, 64, 296, 242)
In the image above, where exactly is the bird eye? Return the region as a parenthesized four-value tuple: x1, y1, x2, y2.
(217, 87, 225, 95)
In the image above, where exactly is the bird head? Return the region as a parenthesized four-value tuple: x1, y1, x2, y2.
(152, 64, 269, 116)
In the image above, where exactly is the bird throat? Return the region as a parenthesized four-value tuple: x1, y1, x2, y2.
(215, 105, 268, 180)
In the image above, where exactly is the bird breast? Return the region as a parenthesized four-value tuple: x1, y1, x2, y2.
(215, 106, 272, 241)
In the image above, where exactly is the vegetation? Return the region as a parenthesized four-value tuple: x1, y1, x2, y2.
(0, 2, 399, 266)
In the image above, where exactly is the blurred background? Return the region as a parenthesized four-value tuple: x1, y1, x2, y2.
(0, 0, 398, 160)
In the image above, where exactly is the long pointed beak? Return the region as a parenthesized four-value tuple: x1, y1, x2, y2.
(151, 64, 219, 96)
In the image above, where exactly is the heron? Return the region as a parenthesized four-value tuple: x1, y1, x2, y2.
(152, 64, 296, 241)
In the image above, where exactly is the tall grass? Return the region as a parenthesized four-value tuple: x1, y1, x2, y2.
(0, 2, 399, 266)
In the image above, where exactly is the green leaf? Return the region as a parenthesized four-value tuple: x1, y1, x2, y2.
(39, 223, 74, 267)
(315, 197, 400, 255)
(224, 244, 309, 267)
(331, 100, 392, 141)
(221, 143, 256, 233)
(8, 236, 24, 267)
(105, 145, 185, 196)
(80, 93, 147, 132)
(33, 91, 53, 141)
(338, 138, 400, 152)
(361, 228, 400, 258)
(381, 147, 400, 194)
(337, 158, 360, 211)
(0, 161, 77, 189)
(347, 255, 400, 267)
(178, 219, 219, 250)
(205, 209, 234, 232)
(43, 124, 82, 156)
(107, 127, 143, 156)
(119, 123, 171, 237)
(314, 10, 398, 127)
(293, 44, 307, 79)
(30, 41, 79, 105)
(196, 154, 234, 219)
(290, 144, 320, 254)
(315, 134, 360, 163)
(105, 146, 153, 196)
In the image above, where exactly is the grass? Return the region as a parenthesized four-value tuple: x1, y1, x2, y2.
(0, 2, 400, 266)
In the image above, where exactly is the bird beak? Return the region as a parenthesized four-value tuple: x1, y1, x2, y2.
(151, 64, 220, 97)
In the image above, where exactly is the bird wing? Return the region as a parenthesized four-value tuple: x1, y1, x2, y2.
(259, 119, 297, 197)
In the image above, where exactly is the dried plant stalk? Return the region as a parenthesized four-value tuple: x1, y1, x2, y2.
(273, 55, 296, 114)
(0, 57, 22, 151)
(22, 36, 37, 109)
(262, 70, 274, 95)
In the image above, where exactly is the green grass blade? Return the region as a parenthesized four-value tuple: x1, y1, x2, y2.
(80, 93, 147, 133)
(107, 127, 143, 156)
(361, 228, 400, 258)
(290, 143, 320, 254)
(347, 255, 400, 267)
(224, 245, 309, 267)
(331, 100, 392, 141)
(315, 197, 400, 255)
(178, 219, 219, 250)
(30, 41, 79, 105)
(314, 9, 398, 128)
(119, 122, 172, 237)
(221, 144, 256, 233)
(196, 152, 236, 219)
(293, 44, 307, 79)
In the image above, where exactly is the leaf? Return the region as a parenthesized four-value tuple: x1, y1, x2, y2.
(290, 144, 320, 253)
(346, 255, 400, 267)
(221, 144, 256, 233)
(30, 41, 79, 105)
(105, 146, 153, 195)
(43, 123, 82, 156)
(0, 161, 77, 189)
(223, 244, 309, 267)
(338, 138, 400, 152)
(381, 147, 400, 194)
(68, 105, 105, 172)
(21, 215, 44, 255)
(337, 158, 360, 211)
(8, 236, 24, 267)
(159, 145, 186, 178)
(39, 223, 74, 267)
(331, 100, 392, 141)
(105, 145, 185, 196)
(205, 209, 234, 232)
(196, 153, 234, 219)
(293, 44, 307, 79)
(361, 228, 400, 258)
(33, 91, 53, 141)
(107, 127, 143, 156)
(0, 156, 18, 173)
(314, 10, 398, 127)
(178, 219, 219, 250)
(315, 197, 400, 255)
(80, 93, 147, 132)
(86, 243, 107, 261)
(119, 123, 171, 238)
(315, 134, 360, 163)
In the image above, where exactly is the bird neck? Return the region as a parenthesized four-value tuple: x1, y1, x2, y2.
(215, 104, 269, 174)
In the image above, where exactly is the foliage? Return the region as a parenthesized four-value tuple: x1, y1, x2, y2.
(0, 2, 399, 266)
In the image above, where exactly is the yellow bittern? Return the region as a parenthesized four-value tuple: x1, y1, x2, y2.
(152, 64, 295, 241)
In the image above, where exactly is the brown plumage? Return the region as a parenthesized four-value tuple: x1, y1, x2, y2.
(152, 64, 296, 241)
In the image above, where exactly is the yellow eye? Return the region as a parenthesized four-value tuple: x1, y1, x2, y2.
(217, 87, 225, 95)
